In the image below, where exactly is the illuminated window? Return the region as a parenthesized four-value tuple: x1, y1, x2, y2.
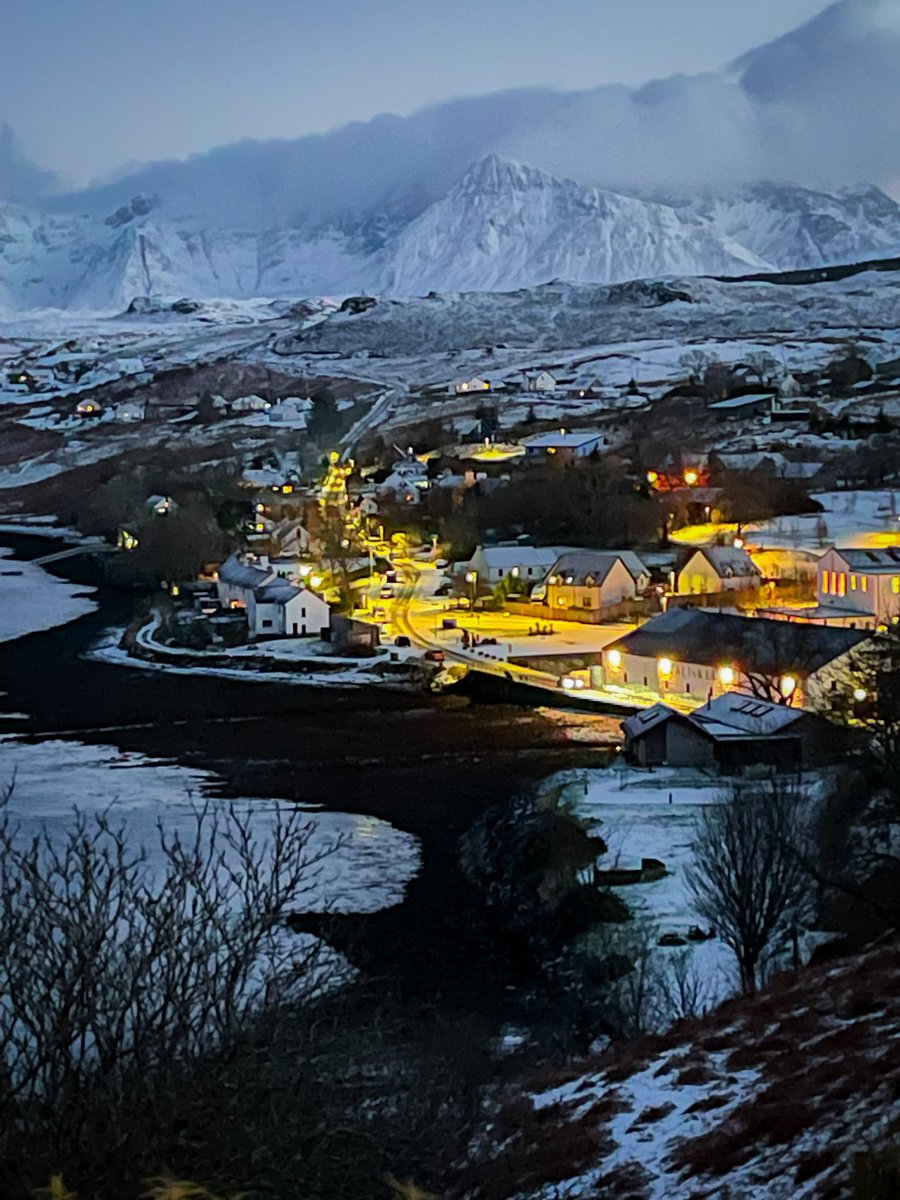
(850, 574, 857, 591)
(893, 578, 900, 594)
(823, 570, 830, 594)
(839, 572, 847, 597)
(862, 576, 868, 593)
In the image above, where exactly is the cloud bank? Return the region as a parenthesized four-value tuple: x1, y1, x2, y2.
(38, 0, 900, 228)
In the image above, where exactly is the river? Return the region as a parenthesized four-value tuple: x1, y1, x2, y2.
(0, 534, 613, 1023)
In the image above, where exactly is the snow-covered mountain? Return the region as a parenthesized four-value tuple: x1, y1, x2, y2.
(2, 155, 900, 310)
(3, 0, 900, 310)
(377, 157, 767, 294)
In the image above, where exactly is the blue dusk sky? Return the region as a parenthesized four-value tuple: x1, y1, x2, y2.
(1, 0, 834, 185)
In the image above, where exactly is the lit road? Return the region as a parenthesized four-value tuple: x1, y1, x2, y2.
(385, 559, 640, 705)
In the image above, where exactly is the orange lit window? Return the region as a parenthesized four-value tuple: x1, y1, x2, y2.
(839, 572, 847, 597)
(893, 577, 900, 594)
(823, 570, 831, 595)
(850, 574, 857, 591)
(862, 576, 868, 593)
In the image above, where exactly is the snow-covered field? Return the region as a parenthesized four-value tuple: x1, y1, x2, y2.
(750, 489, 900, 550)
(0, 548, 97, 643)
(544, 764, 828, 1006)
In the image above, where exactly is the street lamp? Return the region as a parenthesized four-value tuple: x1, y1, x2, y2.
(465, 570, 477, 609)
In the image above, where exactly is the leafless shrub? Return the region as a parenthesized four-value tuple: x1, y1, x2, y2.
(0, 795, 340, 1189)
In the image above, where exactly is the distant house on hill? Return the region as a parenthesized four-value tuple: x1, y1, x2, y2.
(708, 392, 775, 419)
(518, 370, 557, 393)
(454, 377, 491, 395)
(566, 375, 603, 399)
(522, 430, 606, 463)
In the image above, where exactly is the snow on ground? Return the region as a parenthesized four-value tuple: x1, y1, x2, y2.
(88, 627, 394, 688)
(543, 764, 829, 1006)
(0, 548, 96, 643)
(0, 736, 420, 916)
(547, 765, 737, 1000)
(749, 489, 900, 549)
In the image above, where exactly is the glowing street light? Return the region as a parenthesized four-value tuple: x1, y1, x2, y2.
(853, 687, 868, 703)
(780, 675, 797, 699)
(658, 657, 673, 678)
(465, 570, 478, 608)
(718, 665, 735, 687)
(608, 649, 622, 669)
(684, 469, 698, 486)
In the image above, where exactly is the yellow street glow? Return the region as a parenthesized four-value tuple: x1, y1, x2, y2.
(608, 649, 621, 669)
(718, 665, 735, 686)
(780, 675, 797, 698)
(658, 657, 673, 677)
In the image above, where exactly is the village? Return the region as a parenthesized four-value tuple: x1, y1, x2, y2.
(10, 328, 889, 786)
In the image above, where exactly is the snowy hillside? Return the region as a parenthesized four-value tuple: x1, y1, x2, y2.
(468, 937, 900, 1200)
(3, 158, 900, 311)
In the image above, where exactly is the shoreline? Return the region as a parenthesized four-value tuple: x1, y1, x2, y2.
(0, 531, 610, 1024)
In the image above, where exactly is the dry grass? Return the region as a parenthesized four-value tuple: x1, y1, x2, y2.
(475, 937, 900, 1199)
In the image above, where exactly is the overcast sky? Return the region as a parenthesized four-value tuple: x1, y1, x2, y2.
(2, 0, 835, 187)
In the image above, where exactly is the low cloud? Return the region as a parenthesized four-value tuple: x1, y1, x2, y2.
(0, 125, 60, 203)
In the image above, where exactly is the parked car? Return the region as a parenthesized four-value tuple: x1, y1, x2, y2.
(423, 649, 445, 663)
(394, 635, 411, 647)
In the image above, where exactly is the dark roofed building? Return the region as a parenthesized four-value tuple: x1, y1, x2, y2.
(603, 608, 869, 710)
(622, 691, 848, 772)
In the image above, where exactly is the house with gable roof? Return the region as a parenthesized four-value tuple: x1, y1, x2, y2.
(543, 550, 651, 613)
(675, 545, 762, 595)
(621, 691, 847, 772)
(815, 545, 900, 629)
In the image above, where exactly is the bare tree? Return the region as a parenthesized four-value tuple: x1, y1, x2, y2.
(685, 780, 813, 996)
(0, 796, 340, 1187)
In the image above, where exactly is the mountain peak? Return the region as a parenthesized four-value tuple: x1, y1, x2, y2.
(454, 154, 558, 196)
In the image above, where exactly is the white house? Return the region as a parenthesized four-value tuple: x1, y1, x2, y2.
(519, 370, 557, 393)
(522, 430, 606, 462)
(216, 554, 275, 609)
(376, 460, 429, 505)
(542, 551, 651, 614)
(231, 394, 271, 413)
(454, 377, 491, 395)
(247, 582, 330, 638)
(465, 544, 572, 588)
(675, 546, 762, 595)
(111, 401, 146, 422)
(815, 546, 900, 628)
